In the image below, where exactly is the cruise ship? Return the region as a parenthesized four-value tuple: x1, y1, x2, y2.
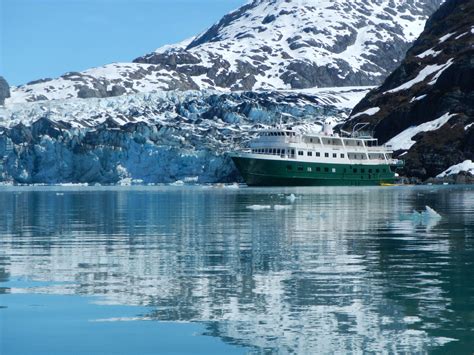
(230, 124, 403, 186)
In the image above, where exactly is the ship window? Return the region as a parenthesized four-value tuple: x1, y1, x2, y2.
(307, 152, 312, 156)
(291, 149, 295, 155)
(287, 165, 293, 171)
(307, 167, 312, 172)
(324, 167, 329, 173)
(332, 168, 336, 173)
(357, 142, 360, 146)
(340, 154, 345, 158)
(325, 153, 329, 158)
(361, 169, 365, 173)
(316, 167, 321, 172)
(310, 138, 313, 143)
(383, 169, 387, 172)
(297, 166, 304, 172)
(369, 169, 373, 173)
(353, 168, 357, 173)
(333, 153, 337, 158)
(316, 152, 320, 157)
(298, 151, 304, 156)
(376, 169, 380, 173)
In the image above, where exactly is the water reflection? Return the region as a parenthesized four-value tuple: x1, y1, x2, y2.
(0, 186, 473, 353)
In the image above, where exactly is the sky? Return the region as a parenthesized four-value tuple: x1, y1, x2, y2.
(1, 0, 246, 86)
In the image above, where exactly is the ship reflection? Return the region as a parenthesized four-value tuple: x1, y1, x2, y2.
(0, 186, 473, 353)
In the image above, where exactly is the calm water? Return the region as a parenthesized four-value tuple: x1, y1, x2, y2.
(0, 185, 473, 354)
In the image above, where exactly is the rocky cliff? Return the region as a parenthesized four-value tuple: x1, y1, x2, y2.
(0, 77, 10, 105)
(345, 0, 474, 180)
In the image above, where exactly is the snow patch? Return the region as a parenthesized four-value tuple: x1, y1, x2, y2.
(438, 32, 455, 43)
(386, 113, 455, 150)
(416, 48, 442, 59)
(410, 94, 427, 103)
(351, 107, 380, 119)
(437, 160, 474, 178)
(386, 59, 454, 94)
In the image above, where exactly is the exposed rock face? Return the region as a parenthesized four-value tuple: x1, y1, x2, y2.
(0, 77, 10, 105)
(344, 0, 474, 180)
(8, 0, 442, 103)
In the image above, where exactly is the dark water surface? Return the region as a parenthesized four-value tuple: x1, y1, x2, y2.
(0, 185, 473, 354)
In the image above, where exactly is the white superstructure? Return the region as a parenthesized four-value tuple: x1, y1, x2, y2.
(242, 128, 401, 167)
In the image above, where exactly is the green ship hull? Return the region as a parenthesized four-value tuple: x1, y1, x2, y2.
(231, 156, 396, 187)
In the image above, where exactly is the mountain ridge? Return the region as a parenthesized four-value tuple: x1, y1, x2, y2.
(7, 0, 443, 104)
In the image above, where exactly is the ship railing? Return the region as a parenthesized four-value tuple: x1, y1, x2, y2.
(257, 137, 302, 144)
(390, 159, 405, 167)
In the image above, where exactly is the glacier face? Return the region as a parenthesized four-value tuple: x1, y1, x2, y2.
(0, 88, 369, 184)
(8, 0, 442, 103)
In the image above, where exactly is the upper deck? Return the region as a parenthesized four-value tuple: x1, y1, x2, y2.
(239, 128, 401, 166)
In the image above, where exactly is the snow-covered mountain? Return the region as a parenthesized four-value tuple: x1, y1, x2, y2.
(8, 0, 442, 103)
(345, 0, 474, 180)
(0, 87, 369, 184)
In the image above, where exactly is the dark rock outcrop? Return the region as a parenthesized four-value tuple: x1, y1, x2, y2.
(0, 77, 10, 105)
(344, 0, 474, 180)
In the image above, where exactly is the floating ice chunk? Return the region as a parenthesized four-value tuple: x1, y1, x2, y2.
(286, 194, 297, 203)
(432, 337, 458, 346)
(57, 183, 89, 187)
(183, 176, 199, 183)
(246, 205, 271, 210)
(224, 183, 240, 189)
(403, 316, 422, 324)
(118, 178, 133, 186)
(424, 206, 441, 219)
(412, 210, 423, 222)
(92, 316, 152, 322)
(273, 205, 292, 210)
(306, 212, 327, 220)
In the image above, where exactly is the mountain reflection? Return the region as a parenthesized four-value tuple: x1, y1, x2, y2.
(0, 186, 473, 353)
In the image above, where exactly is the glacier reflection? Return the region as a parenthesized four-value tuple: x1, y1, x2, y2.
(1, 186, 473, 353)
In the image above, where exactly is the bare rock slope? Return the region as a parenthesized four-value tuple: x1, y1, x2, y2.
(345, 0, 474, 180)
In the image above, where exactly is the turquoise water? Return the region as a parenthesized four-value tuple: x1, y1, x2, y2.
(0, 185, 473, 354)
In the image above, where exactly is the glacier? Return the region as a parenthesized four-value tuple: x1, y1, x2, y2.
(0, 88, 369, 184)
